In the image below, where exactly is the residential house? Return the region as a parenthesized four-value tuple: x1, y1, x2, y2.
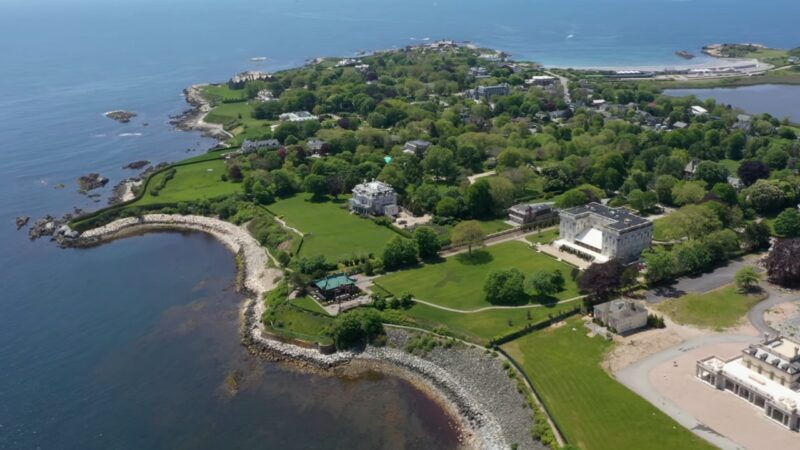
(466, 83, 510, 101)
(241, 139, 280, 153)
(525, 75, 556, 86)
(279, 111, 319, 122)
(691, 105, 709, 116)
(349, 180, 399, 216)
(594, 300, 648, 334)
(228, 71, 272, 89)
(312, 273, 359, 302)
(403, 140, 432, 155)
(306, 139, 328, 155)
(507, 203, 558, 227)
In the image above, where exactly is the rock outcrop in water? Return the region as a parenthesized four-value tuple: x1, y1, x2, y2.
(15, 216, 30, 230)
(77, 173, 109, 193)
(123, 160, 150, 170)
(104, 110, 137, 123)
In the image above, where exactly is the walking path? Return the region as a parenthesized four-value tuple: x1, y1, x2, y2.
(467, 170, 496, 184)
(544, 70, 571, 105)
(410, 295, 585, 314)
(440, 226, 556, 258)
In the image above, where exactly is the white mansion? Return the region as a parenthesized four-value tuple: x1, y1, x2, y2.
(349, 180, 399, 217)
(697, 335, 800, 431)
(554, 202, 652, 263)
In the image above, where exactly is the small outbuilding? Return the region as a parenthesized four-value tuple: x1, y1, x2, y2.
(312, 273, 359, 302)
(594, 299, 648, 334)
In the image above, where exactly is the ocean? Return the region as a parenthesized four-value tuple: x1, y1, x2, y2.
(1, 0, 798, 448)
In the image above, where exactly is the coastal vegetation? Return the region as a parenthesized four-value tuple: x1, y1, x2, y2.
(502, 319, 716, 450)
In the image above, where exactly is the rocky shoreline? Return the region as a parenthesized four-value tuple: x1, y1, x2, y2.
(170, 84, 233, 142)
(64, 214, 542, 450)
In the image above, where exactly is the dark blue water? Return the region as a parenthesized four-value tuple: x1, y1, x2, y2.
(1, 0, 799, 448)
(665, 85, 800, 123)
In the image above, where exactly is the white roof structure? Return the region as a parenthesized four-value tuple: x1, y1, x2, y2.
(691, 105, 708, 115)
(575, 227, 603, 251)
(723, 357, 800, 412)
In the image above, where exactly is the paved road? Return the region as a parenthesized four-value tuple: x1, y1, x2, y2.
(616, 334, 757, 450)
(544, 70, 571, 105)
(645, 255, 761, 303)
(747, 283, 799, 335)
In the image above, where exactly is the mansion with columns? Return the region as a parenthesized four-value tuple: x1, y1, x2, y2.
(697, 335, 800, 431)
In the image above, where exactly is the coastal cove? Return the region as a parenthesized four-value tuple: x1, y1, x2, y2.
(0, 231, 466, 450)
(664, 84, 800, 123)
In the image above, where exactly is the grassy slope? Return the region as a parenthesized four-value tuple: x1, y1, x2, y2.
(268, 194, 397, 261)
(291, 296, 330, 315)
(135, 159, 241, 206)
(525, 228, 560, 245)
(655, 283, 767, 330)
(403, 301, 575, 344)
(377, 241, 580, 309)
(503, 319, 715, 450)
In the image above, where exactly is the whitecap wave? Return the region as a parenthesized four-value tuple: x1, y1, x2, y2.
(119, 132, 143, 137)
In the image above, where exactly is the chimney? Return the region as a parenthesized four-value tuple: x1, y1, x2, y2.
(764, 332, 770, 344)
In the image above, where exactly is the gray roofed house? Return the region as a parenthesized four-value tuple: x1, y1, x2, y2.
(507, 202, 558, 227)
(349, 180, 399, 217)
(594, 300, 648, 334)
(241, 139, 280, 153)
(403, 140, 432, 155)
(466, 83, 510, 101)
(306, 139, 328, 154)
(555, 202, 653, 263)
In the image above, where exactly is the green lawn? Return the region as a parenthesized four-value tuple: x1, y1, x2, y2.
(477, 218, 514, 234)
(503, 319, 715, 450)
(403, 301, 576, 344)
(268, 194, 398, 261)
(291, 296, 330, 315)
(205, 101, 268, 130)
(652, 216, 678, 241)
(526, 228, 559, 245)
(135, 159, 241, 206)
(376, 241, 580, 310)
(718, 159, 741, 174)
(266, 305, 333, 345)
(201, 84, 249, 103)
(655, 283, 766, 330)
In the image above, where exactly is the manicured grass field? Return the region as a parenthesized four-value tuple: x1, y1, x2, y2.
(291, 296, 330, 315)
(403, 301, 576, 344)
(205, 101, 268, 130)
(268, 194, 398, 261)
(477, 218, 514, 234)
(718, 159, 741, 174)
(503, 319, 715, 450)
(526, 228, 559, 245)
(135, 159, 241, 206)
(201, 84, 249, 103)
(376, 241, 580, 309)
(655, 283, 766, 330)
(266, 305, 333, 345)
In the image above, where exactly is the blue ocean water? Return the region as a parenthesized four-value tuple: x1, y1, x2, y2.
(1, 0, 798, 448)
(665, 85, 800, 123)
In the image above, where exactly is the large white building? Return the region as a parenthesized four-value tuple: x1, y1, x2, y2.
(555, 202, 652, 263)
(697, 336, 800, 431)
(279, 111, 318, 122)
(349, 180, 399, 217)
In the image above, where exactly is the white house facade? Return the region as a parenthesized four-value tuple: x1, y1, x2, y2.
(555, 202, 652, 263)
(349, 180, 399, 217)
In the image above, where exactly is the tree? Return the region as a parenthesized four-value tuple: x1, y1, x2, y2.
(578, 261, 624, 300)
(451, 221, 486, 254)
(627, 189, 658, 213)
(525, 270, 565, 297)
(484, 268, 525, 305)
(737, 160, 770, 187)
(735, 267, 762, 292)
(765, 239, 800, 287)
(228, 165, 243, 182)
(654, 175, 678, 205)
(745, 180, 786, 214)
(329, 309, 384, 349)
(488, 177, 515, 214)
(643, 247, 675, 284)
(672, 181, 706, 205)
(382, 236, 419, 270)
(422, 146, 458, 181)
(302, 174, 327, 200)
(466, 180, 494, 219)
(555, 189, 589, 208)
(773, 208, 800, 238)
(436, 197, 461, 218)
(711, 183, 737, 205)
(413, 226, 441, 260)
(742, 221, 772, 251)
(694, 161, 729, 188)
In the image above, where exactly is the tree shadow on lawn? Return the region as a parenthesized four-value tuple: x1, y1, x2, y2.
(454, 250, 493, 266)
(530, 294, 559, 307)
